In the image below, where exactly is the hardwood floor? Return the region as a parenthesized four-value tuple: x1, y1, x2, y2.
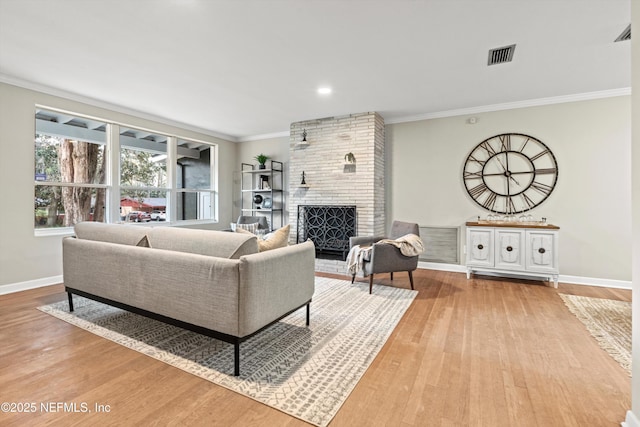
(0, 270, 630, 426)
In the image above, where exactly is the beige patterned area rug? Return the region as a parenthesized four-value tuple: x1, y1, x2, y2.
(38, 277, 417, 426)
(559, 294, 631, 375)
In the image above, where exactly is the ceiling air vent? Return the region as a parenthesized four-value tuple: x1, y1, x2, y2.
(488, 44, 516, 66)
(615, 24, 631, 42)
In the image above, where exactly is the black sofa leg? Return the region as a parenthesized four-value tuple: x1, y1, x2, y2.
(306, 303, 310, 326)
(234, 342, 240, 376)
(67, 292, 74, 312)
(408, 270, 415, 290)
(351, 274, 356, 284)
(369, 274, 374, 294)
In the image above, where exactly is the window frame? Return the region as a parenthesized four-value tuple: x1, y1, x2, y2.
(34, 106, 219, 236)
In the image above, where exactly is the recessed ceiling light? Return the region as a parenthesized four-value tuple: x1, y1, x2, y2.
(317, 87, 332, 95)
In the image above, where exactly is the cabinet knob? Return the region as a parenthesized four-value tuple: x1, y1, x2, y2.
(538, 248, 546, 254)
(477, 244, 484, 250)
(506, 246, 513, 252)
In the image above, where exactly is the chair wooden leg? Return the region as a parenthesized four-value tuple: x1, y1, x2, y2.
(369, 274, 374, 294)
(390, 272, 394, 281)
(408, 270, 414, 290)
(351, 274, 356, 284)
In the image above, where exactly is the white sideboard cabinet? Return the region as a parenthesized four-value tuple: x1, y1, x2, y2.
(465, 222, 559, 287)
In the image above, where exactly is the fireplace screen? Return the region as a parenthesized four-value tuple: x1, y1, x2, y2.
(297, 205, 357, 260)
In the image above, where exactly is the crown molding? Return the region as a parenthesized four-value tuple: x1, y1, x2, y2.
(0, 73, 238, 143)
(242, 88, 632, 141)
(2, 73, 630, 142)
(237, 131, 291, 142)
(384, 88, 632, 125)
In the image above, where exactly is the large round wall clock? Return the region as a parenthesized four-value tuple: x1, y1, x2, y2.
(463, 133, 558, 214)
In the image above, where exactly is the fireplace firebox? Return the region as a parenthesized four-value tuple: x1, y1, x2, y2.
(297, 205, 357, 260)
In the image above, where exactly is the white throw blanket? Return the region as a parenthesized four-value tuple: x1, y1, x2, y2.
(346, 245, 373, 276)
(346, 233, 424, 275)
(376, 233, 425, 257)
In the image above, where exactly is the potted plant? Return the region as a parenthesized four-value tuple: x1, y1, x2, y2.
(254, 153, 269, 169)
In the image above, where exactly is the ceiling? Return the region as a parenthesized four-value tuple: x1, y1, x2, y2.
(0, 0, 631, 141)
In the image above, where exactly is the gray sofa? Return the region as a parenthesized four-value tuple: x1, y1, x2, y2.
(62, 222, 316, 376)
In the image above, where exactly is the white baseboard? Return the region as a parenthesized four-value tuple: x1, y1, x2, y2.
(417, 262, 631, 289)
(418, 261, 467, 273)
(558, 274, 631, 289)
(0, 275, 63, 295)
(622, 410, 640, 427)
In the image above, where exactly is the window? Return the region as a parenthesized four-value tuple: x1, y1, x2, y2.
(175, 138, 215, 221)
(119, 127, 168, 223)
(34, 108, 217, 231)
(35, 111, 107, 228)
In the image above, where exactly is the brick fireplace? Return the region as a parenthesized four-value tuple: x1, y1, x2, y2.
(288, 112, 385, 273)
(296, 204, 357, 260)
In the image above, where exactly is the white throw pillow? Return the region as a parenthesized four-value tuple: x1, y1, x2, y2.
(235, 222, 259, 234)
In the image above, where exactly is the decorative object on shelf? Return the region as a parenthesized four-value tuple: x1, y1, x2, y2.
(298, 171, 310, 188)
(253, 194, 263, 207)
(295, 129, 310, 148)
(260, 175, 270, 189)
(462, 133, 558, 214)
(254, 153, 269, 169)
(344, 152, 356, 164)
(263, 197, 272, 209)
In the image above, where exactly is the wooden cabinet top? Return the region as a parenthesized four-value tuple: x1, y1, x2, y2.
(466, 221, 560, 230)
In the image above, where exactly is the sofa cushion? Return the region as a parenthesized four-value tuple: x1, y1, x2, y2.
(258, 224, 290, 252)
(147, 226, 259, 259)
(74, 222, 149, 247)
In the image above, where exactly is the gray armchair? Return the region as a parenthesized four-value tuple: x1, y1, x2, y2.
(236, 215, 269, 231)
(349, 221, 420, 294)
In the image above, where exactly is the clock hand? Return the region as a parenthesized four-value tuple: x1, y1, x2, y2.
(495, 156, 521, 186)
(503, 151, 522, 186)
(483, 172, 516, 177)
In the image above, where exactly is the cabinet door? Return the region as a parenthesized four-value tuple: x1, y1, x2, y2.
(494, 229, 525, 270)
(466, 228, 494, 267)
(525, 231, 558, 273)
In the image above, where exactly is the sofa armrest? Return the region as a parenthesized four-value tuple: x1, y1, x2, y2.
(237, 240, 316, 337)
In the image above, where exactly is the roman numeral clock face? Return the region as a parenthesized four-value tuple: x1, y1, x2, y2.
(463, 133, 558, 214)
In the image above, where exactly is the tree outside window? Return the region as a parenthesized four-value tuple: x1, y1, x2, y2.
(34, 109, 217, 230)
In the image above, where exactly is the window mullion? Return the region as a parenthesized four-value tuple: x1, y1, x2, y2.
(167, 136, 177, 222)
(108, 123, 121, 223)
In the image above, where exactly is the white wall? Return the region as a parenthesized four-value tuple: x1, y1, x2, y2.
(0, 82, 237, 291)
(386, 96, 631, 282)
